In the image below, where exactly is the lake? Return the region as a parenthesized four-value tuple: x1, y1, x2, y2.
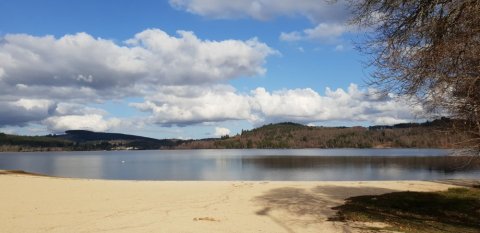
(0, 149, 479, 181)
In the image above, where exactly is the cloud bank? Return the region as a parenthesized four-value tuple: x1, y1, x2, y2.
(0, 28, 422, 135)
(0, 29, 274, 100)
(133, 84, 423, 127)
(0, 29, 275, 130)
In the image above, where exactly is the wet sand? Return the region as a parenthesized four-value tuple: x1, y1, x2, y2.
(0, 171, 457, 233)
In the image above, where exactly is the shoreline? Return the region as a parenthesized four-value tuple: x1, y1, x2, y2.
(3, 169, 479, 184)
(0, 147, 455, 153)
(0, 170, 466, 233)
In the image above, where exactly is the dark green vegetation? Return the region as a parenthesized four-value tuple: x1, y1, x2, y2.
(0, 118, 469, 151)
(0, 130, 182, 152)
(330, 187, 480, 233)
(56, 130, 181, 150)
(180, 118, 468, 149)
(0, 133, 73, 151)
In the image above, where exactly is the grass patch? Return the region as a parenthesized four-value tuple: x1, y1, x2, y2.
(329, 187, 480, 233)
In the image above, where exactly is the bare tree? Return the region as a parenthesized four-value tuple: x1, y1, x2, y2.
(350, 0, 480, 152)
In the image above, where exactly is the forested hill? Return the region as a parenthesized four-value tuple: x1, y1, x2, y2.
(57, 130, 162, 142)
(178, 119, 468, 149)
(0, 118, 469, 151)
(0, 130, 181, 152)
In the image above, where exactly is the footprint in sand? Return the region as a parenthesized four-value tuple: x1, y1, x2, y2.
(193, 217, 219, 222)
(232, 182, 254, 188)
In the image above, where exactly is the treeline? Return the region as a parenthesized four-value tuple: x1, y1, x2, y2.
(0, 130, 181, 152)
(0, 118, 470, 152)
(178, 119, 469, 149)
(0, 133, 73, 152)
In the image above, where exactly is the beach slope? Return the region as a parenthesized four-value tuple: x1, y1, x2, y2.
(0, 172, 456, 233)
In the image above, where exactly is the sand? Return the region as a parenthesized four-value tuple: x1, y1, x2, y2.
(0, 171, 457, 233)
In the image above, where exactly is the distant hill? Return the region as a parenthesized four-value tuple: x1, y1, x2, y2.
(52, 130, 182, 150)
(178, 118, 468, 149)
(0, 130, 182, 152)
(0, 118, 469, 151)
(55, 130, 164, 143)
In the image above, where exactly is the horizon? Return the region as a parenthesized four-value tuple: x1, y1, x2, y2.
(2, 119, 440, 140)
(0, 0, 425, 139)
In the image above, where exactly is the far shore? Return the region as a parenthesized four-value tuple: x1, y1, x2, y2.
(0, 170, 470, 233)
(0, 146, 455, 153)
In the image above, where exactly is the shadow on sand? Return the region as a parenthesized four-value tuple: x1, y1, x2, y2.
(253, 185, 394, 232)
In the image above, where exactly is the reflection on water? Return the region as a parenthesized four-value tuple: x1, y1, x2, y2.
(241, 156, 480, 172)
(0, 149, 479, 181)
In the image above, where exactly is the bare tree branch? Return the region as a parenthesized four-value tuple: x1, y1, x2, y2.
(350, 0, 480, 151)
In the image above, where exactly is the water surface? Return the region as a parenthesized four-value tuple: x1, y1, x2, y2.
(0, 149, 479, 181)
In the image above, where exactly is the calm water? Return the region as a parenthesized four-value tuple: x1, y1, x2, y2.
(0, 149, 479, 181)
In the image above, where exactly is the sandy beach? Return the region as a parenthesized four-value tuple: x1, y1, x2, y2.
(0, 171, 458, 233)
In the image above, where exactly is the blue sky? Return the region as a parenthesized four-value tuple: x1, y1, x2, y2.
(0, 0, 422, 139)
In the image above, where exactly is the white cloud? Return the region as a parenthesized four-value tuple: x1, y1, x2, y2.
(13, 99, 55, 111)
(131, 84, 424, 127)
(279, 31, 302, 41)
(53, 103, 108, 116)
(214, 127, 231, 137)
(43, 114, 122, 132)
(0, 29, 275, 102)
(131, 85, 255, 126)
(0, 98, 131, 132)
(0, 97, 130, 130)
(125, 30, 276, 84)
(169, 0, 349, 23)
(0, 99, 56, 126)
(169, 0, 353, 44)
(334, 44, 345, 51)
(280, 23, 351, 42)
